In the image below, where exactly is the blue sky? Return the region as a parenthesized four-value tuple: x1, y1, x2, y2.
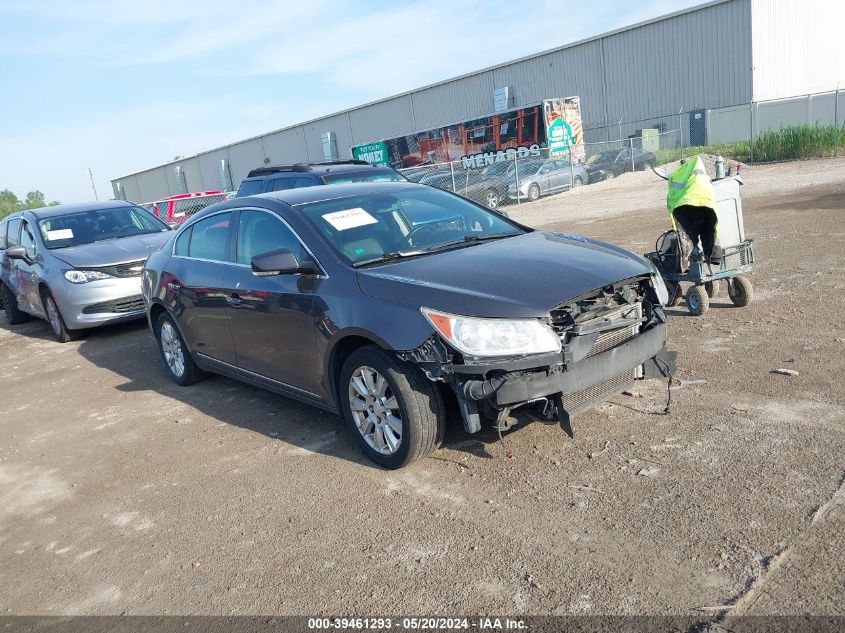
(0, 0, 704, 202)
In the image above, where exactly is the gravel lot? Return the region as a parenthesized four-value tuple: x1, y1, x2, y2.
(1, 158, 843, 619)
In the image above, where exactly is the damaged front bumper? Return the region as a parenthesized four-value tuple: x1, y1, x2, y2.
(398, 289, 677, 436)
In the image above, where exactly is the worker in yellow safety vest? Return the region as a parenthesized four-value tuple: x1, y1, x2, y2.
(667, 155, 720, 273)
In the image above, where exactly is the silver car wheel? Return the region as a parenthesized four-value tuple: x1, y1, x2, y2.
(485, 190, 499, 208)
(348, 365, 402, 455)
(160, 321, 186, 378)
(45, 296, 62, 336)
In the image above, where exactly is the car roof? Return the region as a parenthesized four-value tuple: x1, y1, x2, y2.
(244, 162, 396, 180)
(257, 181, 429, 206)
(29, 200, 139, 220)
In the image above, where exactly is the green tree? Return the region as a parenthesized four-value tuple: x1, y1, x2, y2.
(0, 189, 22, 218)
(24, 190, 46, 209)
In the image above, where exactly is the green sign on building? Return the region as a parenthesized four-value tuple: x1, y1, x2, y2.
(547, 118, 575, 157)
(352, 141, 390, 166)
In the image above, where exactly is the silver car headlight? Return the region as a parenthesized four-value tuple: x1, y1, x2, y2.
(421, 308, 561, 357)
(64, 270, 112, 284)
(646, 262, 669, 306)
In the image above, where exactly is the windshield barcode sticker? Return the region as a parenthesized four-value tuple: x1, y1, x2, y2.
(46, 229, 74, 240)
(322, 208, 378, 231)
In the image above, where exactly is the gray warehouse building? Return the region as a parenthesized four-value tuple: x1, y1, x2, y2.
(111, 0, 845, 203)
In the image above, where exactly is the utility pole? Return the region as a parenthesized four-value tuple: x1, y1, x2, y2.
(88, 167, 99, 201)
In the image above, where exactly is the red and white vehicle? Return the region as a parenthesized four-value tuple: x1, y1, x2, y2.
(141, 191, 232, 226)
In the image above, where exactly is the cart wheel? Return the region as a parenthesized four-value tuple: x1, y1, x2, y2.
(686, 285, 710, 316)
(666, 281, 682, 307)
(728, 275, 753, 307)
(705, 280, 721, 298)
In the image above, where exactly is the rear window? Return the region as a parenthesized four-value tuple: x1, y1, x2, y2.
(237, 179, 264, 197)
(322, 170, 405, 185)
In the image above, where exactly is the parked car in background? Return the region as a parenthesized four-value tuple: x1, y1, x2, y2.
(235, 160, 406, 197)
(507, 158, 589, 201)
(418, 162, 512, 209)
(142, 181, 672, 469)
(585, 147, 657, 181)
(0, 201, 171, 342)
(144, 191, 230, 226)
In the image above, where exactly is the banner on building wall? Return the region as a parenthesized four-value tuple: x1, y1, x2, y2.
(543, 97, 584, 161)
(352, 141, 390, 166)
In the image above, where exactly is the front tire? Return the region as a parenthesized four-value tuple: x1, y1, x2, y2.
(155, 312, 206, 385)
(666, 280, 682, 307)
(41, 289, 79, 343)
(340, 346, 445, 469)
(527, 183, 541, 201)
(572, 176, 583, 188)
(485, 189, 500, 209)
(2, 284, 31, 325)
(686, 285, 710, 316)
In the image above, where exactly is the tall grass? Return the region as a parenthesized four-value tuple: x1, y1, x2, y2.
(654, 124, 844, 166)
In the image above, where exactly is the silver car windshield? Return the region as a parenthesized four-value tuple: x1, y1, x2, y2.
(296, 187, 524, 266)
(38, 206, 170, 249)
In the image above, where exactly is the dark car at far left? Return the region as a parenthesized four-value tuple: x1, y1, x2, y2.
(0, 201, 172, 342)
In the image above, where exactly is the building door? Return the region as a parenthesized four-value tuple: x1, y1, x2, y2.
(689, 109, 707, 147)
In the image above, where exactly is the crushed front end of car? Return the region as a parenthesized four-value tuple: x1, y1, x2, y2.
(398, 274, 676, 437)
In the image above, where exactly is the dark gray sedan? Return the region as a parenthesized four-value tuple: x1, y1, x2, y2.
(142, 182, 674, 468)
(0, 201, 171, 342)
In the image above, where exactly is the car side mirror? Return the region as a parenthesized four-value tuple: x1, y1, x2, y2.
(251, 248, 320, 276)
(5, 246, 30, 264)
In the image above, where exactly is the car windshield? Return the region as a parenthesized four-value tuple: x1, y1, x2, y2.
(38, 206, 170, 249)
(586, 150, 621, 165)
(296, 187, 525, 266)
(322, 170, 406, 184)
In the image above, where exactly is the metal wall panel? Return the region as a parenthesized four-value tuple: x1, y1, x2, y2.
(226, 139, 266, 187)
(135, 168, 170, 204)
(602, 0, 752, 124)
(262, 127, 309, 165)
(751, 0, 845, 101)
(411, 71, 494, 132)
(197, 148, 232, 193)
(112, 175, 141, 203)
(302, 113, 353, 162)
(348, 94, 416, 144)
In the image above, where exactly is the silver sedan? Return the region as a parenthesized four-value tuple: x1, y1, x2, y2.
(508, 158, 589, 201)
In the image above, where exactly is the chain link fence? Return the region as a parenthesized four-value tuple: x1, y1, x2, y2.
(398, 128, 682, 209)
(140, 192, 232, 225)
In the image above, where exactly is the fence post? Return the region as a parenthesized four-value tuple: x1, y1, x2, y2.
(514, 151, 520, 205)
(835, 82, 841, 157)
(450, 160, 456, 193)
(749, 102, 755, 163)
(569, 149, 575, 187)
(630, 138, 635, 172)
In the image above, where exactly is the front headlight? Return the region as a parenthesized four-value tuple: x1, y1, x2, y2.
(421, 308, 561, 357)
(64, 270, 112, 284)
(646, 262, 669, 306)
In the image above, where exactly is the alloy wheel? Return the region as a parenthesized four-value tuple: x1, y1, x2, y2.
(486, 190, 499, 208)
(348, 366, 402, 455)
(160, 321, 186, 378)
(45, 297, 62, 336)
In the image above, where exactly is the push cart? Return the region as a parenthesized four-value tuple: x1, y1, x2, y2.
(645, 235, 754, 316)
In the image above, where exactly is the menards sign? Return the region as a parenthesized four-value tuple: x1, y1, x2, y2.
(459, 144, 542, 169)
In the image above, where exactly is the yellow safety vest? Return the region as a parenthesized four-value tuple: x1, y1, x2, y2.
(666, 155, 716, 230)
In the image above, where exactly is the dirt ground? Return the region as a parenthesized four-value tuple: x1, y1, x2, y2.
(1, 158, 843, 618)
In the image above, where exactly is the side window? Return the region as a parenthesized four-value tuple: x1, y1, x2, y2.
(20, 221, 37, 258)
(6, 218, 21, 248)
(293, 177, 317, 189)
(0, 221, 7, 250)
(174, 227, 192, 256)
(236, 179, 265, 197)
(236, 210, 306, 265)
(187, 213, 232, 262)
(268, 177, 293, 192)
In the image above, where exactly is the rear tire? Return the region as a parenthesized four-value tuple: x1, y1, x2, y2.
(339, 346, 445, 469)
(2, 284, 31, 325)
(666, 281, 682, 307)
(485, 189, 500, 209)
(41, 288, 79, 343)
(686, 285, 710, 316)
(641, 162, 653, 171)
(728, 275, 753, 307)
(572, 176, 583, 188)
(155, 312, 206, 386)
(704, 280, 721, 298)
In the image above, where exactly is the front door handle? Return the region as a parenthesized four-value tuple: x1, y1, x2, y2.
(226, 293, 244, 307)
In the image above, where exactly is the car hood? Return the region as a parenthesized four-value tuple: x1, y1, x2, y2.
(356, 231, 652, 318)
(49, 232, 172, 268)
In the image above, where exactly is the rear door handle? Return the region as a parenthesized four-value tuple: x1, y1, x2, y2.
(226, 293, 244, 307)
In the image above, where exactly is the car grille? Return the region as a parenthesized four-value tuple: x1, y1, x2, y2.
(563, 368, 637, 414)
(82, 296, 145, 315)
(89, 260, 146, 278)
(554, 301, 643, 359)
